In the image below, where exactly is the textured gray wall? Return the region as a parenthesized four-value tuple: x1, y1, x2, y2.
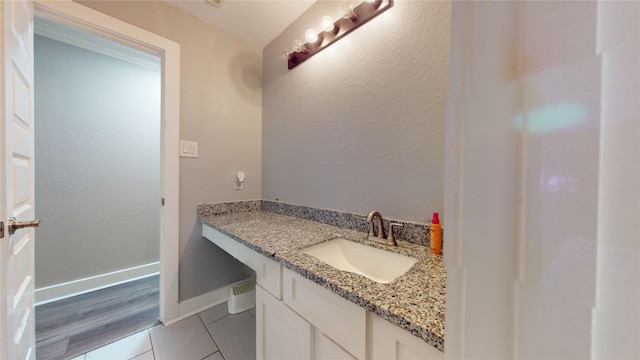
(262, 1, 451, 223)
(34, 35, 160, 287)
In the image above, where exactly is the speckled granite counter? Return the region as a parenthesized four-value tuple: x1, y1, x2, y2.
(199, 209, 446, 351)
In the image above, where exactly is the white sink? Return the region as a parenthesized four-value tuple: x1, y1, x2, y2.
(301, 238, 417, 284)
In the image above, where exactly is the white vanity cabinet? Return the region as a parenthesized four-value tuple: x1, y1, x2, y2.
(369, 313, 444, 360)
(283, 269, 366, 359)
(315, 329, 358, 360)
(256, 285, 312, 359)
(202, 224, 444, 360)
(257, 267, 444, 360)
(256, 278, 360, 360)
(255, 253, 282, 299)
(255, 266, 365, 360)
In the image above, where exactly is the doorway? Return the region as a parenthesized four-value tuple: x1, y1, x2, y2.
(32, 16, 161, 358)
(32, 0, 181, 333)
(0, 2, 180, 358)
(33, 16, 162, 305)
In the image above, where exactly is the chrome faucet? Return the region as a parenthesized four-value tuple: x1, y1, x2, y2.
(366, 211, 404, 246)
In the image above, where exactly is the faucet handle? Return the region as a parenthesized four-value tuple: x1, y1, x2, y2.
(387, 223, 404, 243)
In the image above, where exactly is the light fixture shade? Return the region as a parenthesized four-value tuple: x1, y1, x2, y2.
(292, 39, 304, 52)
(305, 28, 318, 43)
(339, 3, 354, 19)
(321, 16, 334, 32)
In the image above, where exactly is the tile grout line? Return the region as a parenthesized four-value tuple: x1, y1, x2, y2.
(197, 311, 224, 360)
(202, 306, 231, 327)
(76, 305, 245, 360)
(146, 329, 155, 360)
(121, 329, 151, 360)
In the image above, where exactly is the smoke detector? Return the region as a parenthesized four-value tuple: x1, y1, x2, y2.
(206, 0, 225, 8)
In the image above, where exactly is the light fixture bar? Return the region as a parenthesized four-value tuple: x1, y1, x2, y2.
(288, 0, 394, 70)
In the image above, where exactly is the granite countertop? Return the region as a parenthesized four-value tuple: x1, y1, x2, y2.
(199, 210, 446, 351)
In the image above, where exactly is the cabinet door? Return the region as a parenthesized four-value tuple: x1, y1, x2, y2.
(315, 329, 357, 360)
(256, 285, 312, 360)
(370, 314, 444, 360)
(283, 269, 366, 359)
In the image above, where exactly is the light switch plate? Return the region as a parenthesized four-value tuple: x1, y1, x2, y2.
(180, 140, 198, 158)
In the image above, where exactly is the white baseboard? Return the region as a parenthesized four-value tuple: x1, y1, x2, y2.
(35, 262, 160, 306)
(162, 284, 233, 326)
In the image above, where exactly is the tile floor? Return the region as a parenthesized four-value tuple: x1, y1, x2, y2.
(69, 302, 256, 360)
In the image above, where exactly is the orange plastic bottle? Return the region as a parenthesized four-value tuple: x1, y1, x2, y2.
(430, 212, 442, 254)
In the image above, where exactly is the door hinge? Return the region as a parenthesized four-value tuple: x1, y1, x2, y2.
(161, 198, 165, 206)
(0, 221, 4, 238)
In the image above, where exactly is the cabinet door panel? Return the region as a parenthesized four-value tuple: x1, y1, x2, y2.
(370, 314, 444, 360)
(256, 285, 311, 359)
(315, 329, 357, 360)
(283, 269, 366, 359)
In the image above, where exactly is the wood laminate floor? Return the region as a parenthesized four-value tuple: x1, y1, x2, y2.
(35, 275, 160, 360)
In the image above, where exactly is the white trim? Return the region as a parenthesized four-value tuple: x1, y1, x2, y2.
(33, 0, 181, 324)
(164, 285, 233, 326)
(35, 262, 160, 306)
(34, 16, 160, 70)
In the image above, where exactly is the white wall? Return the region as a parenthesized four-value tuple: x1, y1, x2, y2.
(592, 1, 640, 357)
(445, 1, 639, 358)
(34, 34, 160, 288)
(262, 0, 451, 223)
(76, 0, 261, 301)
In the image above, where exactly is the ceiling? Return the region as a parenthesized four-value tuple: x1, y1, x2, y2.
(167, 0, 317, 48)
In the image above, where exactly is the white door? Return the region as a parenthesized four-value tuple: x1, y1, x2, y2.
(1, 0, 36, 359)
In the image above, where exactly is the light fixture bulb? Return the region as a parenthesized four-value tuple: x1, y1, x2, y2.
(365, 0, 381, 9)
(339, 3, 352, 18)
(305, 28, 318, 43)
(321, 16, 334, 32)
(292, 39, 304, 52)
(339, 1, 358, 21)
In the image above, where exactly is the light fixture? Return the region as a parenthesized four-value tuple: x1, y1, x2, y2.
(321, 16, 336, 33)
(339, 2, 358, 21)
(365, 0, 383, 9)
(292, 39, 305, 53)
(287, 0, 394, 70)
(305, 28, 319, 43)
